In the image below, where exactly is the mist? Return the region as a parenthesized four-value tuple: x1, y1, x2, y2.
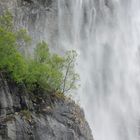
(58, 0, 140, 140)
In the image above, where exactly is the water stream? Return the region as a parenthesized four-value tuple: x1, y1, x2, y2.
(57, 0, 140, 140)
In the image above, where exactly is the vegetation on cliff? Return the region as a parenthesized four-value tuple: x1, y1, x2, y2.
(0, 11, 79, 95)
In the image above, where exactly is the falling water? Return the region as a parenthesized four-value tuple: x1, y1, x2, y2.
(58, 0, 140, 140)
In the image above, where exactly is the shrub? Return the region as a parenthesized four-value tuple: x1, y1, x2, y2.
(0, 26, 28, 83)
(62, 50, 80, 93)
(26, 42, 65, 93)
(0, 12, 79, 95)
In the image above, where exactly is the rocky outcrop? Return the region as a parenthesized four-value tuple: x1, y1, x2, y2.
(0, 1, 94, 139)
(0, 0, 58, 49)
(0, 76, 93, 140)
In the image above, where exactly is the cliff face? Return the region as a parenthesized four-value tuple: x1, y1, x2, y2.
(0, 0, 58, 49)
(0, 0, 94, 140)
(0, 76, 93, 140)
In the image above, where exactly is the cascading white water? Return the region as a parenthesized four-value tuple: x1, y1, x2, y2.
(58, 0, 140, 140)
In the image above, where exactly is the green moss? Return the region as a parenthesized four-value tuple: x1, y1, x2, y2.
(20, 110, 32, 121)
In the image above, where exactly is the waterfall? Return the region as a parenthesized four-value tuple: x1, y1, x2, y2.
(57, 0, 140, 140)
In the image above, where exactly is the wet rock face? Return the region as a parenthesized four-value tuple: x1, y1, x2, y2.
(21, 0, 53, 7)
(0, 76, 93, 140)
(0, 0, 58, 50)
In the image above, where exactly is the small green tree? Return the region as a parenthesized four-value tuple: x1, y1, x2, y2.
(0, 27, 28, 83)
(27, 44, 79, 94)
(25, 42, 65, 93)
(62, 50, 80, 93)
(0, 12, 28, 83)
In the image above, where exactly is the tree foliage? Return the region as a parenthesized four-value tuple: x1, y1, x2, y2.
(0, 14, 28, 83)
(26, 42, 65, 93)
(62, 50, 80, 93)
(0, 12, 79, 95)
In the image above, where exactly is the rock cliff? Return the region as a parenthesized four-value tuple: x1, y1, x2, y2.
(0, 75, 93, 140)
(0, 0, 94, 140)
(0, 0, 58, 48)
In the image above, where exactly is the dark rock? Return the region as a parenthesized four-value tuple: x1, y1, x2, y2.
(0, 76, 93, 140)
